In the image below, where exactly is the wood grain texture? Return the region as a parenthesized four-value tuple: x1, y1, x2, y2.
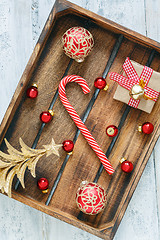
(0, 0, 160, 240)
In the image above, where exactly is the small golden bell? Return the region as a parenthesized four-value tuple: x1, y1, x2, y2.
(129, 84, 145, 100)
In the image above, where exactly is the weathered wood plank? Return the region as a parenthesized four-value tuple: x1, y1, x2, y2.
(0, 1, 45, 240)
(145, 0, 160, 42)
(71, 0, 146, 35)
(0, 194, 44, 240)
(154, 138, 160, 239)
(114, 153, 159, 240)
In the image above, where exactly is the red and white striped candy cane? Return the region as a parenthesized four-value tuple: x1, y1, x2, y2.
(59, 75, 114, 175)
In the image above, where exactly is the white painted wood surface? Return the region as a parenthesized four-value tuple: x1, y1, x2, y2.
(0, 0, 160, 239)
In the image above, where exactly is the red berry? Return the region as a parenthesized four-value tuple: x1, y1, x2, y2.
(62, 140, 74, 152)
(121, 161, 133, 173)
(37, 178, 49, 190)
(26, 86, 38, 99)
(106, 125, 118, 137)
(94, 77, 107, 89)
(40, 111, 53, 123)
(142, 122, 154, 134)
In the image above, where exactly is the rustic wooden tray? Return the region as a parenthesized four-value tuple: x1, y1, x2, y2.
(0, 0, 160, 239)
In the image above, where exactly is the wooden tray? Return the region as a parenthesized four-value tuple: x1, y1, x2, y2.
(0, 0, 160, 239)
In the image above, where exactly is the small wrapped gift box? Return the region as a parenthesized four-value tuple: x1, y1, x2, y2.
(109, 57, 160, 113)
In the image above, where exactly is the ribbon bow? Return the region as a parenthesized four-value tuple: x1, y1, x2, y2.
(109, 57, 159, 108)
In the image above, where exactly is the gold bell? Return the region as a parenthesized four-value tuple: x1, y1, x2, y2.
(129, 84, 145, 100)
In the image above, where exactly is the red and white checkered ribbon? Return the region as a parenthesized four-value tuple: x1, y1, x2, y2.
(59, 75, 114, 175)
(109, 57, 159, 108)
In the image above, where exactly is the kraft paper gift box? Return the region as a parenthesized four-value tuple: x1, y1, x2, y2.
(111, 59, 160, 114)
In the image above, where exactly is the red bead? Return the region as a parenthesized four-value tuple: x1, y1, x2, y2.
(94, 77, 107, 89)
(121, 161, 133, 173)
(76, 182, 107, 215)
(106, 125, 118, 137)
(26, 86, 38, 99)
(40, 111, 52, 123)
(37, 178, 49, 190)
(142, 122, 154, 134)
(62, 140, 74, 152)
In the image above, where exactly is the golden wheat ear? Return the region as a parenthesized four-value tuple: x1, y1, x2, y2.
(0, 138, 62, 197)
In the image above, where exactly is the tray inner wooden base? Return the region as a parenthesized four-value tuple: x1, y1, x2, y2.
(1, 12, 160, 239)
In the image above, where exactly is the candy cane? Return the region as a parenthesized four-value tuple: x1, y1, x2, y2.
(59, 75, 114, 175)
